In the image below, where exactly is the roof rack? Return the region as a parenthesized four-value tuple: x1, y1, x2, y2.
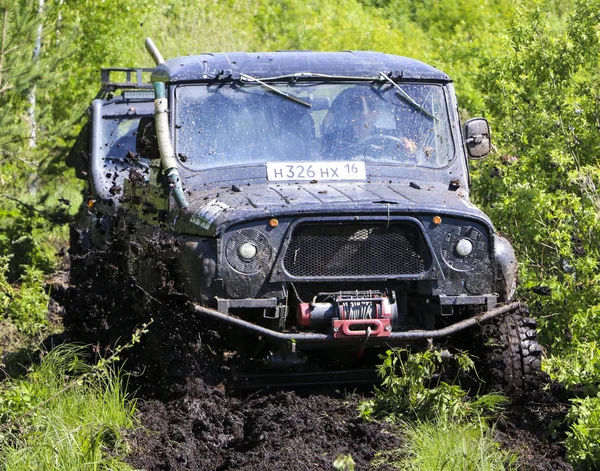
(100, 67, 154, 92)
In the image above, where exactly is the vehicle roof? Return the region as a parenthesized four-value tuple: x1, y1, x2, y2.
(152, 51, 451, 83)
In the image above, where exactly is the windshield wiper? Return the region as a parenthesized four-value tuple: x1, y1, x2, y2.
(239, 73, 311, 107)
(378, 72, 438, 121)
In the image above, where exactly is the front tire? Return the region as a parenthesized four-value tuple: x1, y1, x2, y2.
(481, 307, 543, 398)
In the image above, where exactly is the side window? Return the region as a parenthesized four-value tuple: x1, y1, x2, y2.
(95, 116, 150, 201)
(101, 118, 140, 160)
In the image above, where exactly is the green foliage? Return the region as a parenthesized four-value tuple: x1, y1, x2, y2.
(0, 0, 79, 279)
(466, 3, 600, 465)
(360, 0, 516, 112)
(0, 204, 68, 280)
(0, 345, 136, 471)
(246, 0, 422, 55)
(363, 350, 514, 469)
(545, 341, 600, 395)
(469, 0, 600, 381)
(0, 256, 49, 334)
(374, 418, 518, 471)
(0, 0, 73, 159)
(472, 0, 600, 352)
(565, 394, 600, 470)
(359, 349, 507, 423)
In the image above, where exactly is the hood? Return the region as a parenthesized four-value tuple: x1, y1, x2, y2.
(172, 180, 491, 236)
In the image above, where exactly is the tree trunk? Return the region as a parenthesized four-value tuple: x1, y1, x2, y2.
(28, 0, 44, 148)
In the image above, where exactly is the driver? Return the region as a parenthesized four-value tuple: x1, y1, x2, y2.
(321, 86, 416, 157)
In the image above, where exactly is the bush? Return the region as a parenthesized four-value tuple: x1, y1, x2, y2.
(565, 394, 600, 470)
(472, 0, 600, 357)
(469, 2, 600, 465)
(359, 348, 507, 423)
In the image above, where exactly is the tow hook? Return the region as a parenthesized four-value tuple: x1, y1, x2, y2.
(332, 318, 392, 338)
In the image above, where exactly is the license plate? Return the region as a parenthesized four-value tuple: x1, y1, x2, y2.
(266, 161, 366, 181)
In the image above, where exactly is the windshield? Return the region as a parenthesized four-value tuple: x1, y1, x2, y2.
(174, 81, 454, 171)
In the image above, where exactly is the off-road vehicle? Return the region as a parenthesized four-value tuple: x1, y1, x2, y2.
(66, 40, 541, 390)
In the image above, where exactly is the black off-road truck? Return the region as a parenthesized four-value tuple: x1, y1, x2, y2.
(66, 40, 541, 391)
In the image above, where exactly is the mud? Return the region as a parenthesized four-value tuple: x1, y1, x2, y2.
(496, 386, 573, 471)
(57, 217, 574, 470)
(122, 378, 575, 471)
(127, 384, 400, 471)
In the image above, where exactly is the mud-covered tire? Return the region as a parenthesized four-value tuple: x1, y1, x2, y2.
(479, 307, 544, 398)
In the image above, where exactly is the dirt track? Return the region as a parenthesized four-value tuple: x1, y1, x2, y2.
(55, 237, 575, 470)
(127, 384, 400, 471)
(119, 376, 574, 471)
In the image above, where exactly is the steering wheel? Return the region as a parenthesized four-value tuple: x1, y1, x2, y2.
(356, 134, 416, 160)
(359, 134, 405, 147)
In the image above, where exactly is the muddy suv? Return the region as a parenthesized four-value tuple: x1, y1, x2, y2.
(67, 42, 540, 389)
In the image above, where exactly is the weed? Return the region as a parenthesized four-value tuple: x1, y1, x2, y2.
(359, 348, 508, 423)
(374, 417, 518, 471)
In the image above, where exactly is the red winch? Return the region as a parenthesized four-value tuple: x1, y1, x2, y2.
(297, 291, 398, 338)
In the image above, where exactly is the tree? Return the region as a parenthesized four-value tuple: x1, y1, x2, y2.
(0, 0, 72, 278)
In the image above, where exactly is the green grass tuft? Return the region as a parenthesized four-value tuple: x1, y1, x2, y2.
(375, 418, 518, 471)
(0, 344, 136, 471)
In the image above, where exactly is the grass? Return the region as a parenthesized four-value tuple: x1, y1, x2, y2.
(361, 348, 518, 470)
(375, 418, 518, 471)
(0, 344, 137, 471)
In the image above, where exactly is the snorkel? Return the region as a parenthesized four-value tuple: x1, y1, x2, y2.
(145, 38, 188, 210)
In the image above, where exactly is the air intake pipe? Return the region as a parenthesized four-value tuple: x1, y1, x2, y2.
(145, 38, 188, 210)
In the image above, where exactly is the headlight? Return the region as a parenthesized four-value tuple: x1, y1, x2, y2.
(455, 238, 474, 257)
(441, 225, 487, 271)
(225, 228, 272, 274)
(238, 242, 258, 260)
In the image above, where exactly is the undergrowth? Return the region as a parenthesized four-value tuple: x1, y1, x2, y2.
(362, 349, 515, 470)
(0, 344, 137, 471)
(374, 418, 518, 471)
(565, 393, 600, 470)
(359, 348, 508, 423)
(0, 256, 50, 337)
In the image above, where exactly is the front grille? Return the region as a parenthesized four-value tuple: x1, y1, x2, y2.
(284, 222, 430, 277)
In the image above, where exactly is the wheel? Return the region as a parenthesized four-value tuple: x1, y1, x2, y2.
(479, 307, 544, 398)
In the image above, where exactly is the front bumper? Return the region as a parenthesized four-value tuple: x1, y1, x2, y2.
(193, 301, 520, 347)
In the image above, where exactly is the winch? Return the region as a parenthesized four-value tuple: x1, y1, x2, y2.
(297, 290, 398, 338)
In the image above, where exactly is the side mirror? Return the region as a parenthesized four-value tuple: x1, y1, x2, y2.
(464, 118, 491, 159)
(136, 117, 160, 159)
